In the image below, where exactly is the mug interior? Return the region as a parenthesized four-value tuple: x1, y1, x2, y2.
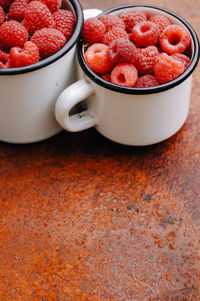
(0, 0, 84, 75)
(77, 5, 200, 95)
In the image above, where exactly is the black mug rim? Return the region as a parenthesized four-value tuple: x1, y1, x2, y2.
(0, 0, 84, 75)
(77, 4, 200, 95)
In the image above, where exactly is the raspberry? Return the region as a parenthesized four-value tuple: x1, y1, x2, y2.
(38, 0, 61, 13)
(120, 9, 147, 32)
(149, 14, 171, 33)
(135, 75, 159, 88)
(154, 53, 184, 84)
(82, 18, 106, 44)
(136, 45, 159, 74)
(102, 27, 129, 46)
(0, 60, 11, 67)
(53, 9, 75, 40)
(159, 24, 191, 54)
(84, 43, 113, 74)
(108, 38, 138, 64)
(0, 5, 4, 25)
(23, 1, 55, 34)
(99, 14, 125, 31)
(0, 61, 5, 67)
(0, 20, 28, 49)
(10, 41, 39, 67)
(110, 63, 138, 87)
(31, 28, 66, 58)
(101, 73, 111, 82)
(171, 53, 190, 70)
(128, 32, 134, 41)
(132, 21, 160, 47)
(8, 0, 29, 21)
(0, 0, 11, 11)
(0, 48, 9, 64)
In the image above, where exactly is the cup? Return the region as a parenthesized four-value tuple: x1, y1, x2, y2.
(0, 0, 84, 144)
(55, 4, 200, 146)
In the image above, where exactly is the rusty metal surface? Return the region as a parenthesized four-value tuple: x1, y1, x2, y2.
(0, 0, 200, 300)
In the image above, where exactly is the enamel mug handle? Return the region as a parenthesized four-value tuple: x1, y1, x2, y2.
(55, 78, 96, 132)
(83, 9, 103, 20)
(55, 8, 102, 132)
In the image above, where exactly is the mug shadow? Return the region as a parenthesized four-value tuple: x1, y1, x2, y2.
(0, 121, 186, 162)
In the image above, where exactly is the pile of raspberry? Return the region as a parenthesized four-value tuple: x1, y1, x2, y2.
(0, 0, 76, 68)
(82, 9, 191, 88)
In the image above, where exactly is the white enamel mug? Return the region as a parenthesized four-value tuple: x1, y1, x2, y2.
(55, 5, 199, 146)
(0, 0, 84, 144)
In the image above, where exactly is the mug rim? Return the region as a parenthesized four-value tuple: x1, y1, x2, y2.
(0, 0, 84, 75)
(77, 4, 200, 95)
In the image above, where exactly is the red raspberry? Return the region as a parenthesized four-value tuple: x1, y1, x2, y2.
(82, 18, 106, 44)
(31, 28, 66, 58)
(0, 61, 5, 67)
(8, 0, 29, 21)
(10, 41, 39, 67)
(102, 27, 129, 46)
(53, 9, 75, 40)
(136, 45, 159, 74)
(135, 75, 159, 88)
(84, 43, 113, 74)
(128, 32, 134, 41)
(108, 38, 138, 64)
(0, 48, 9, 63)
(0, 0, 11, 10)
(101, 73, 111, 82)
(0, 20, 28, 49)
(120, 9, 147, 32)
(0, 60, 11, 67)
(132, 21, 160, 47)
(23, 1, 55, 34)
(159, 24, 191, 54)
(38, 0, 61, 13)
(99, 14, 125, 31)
(149, 14, 171, 33)
(154, 53, 184, 84)
(0, 5, 4, 25)
(171, 53, 190, 70)
(110, 63, 138, 87)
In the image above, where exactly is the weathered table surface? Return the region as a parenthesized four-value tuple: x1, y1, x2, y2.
(0, 0, 200, 300)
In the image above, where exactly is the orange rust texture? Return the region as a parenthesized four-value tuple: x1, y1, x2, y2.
(0, 0, 200, 300)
